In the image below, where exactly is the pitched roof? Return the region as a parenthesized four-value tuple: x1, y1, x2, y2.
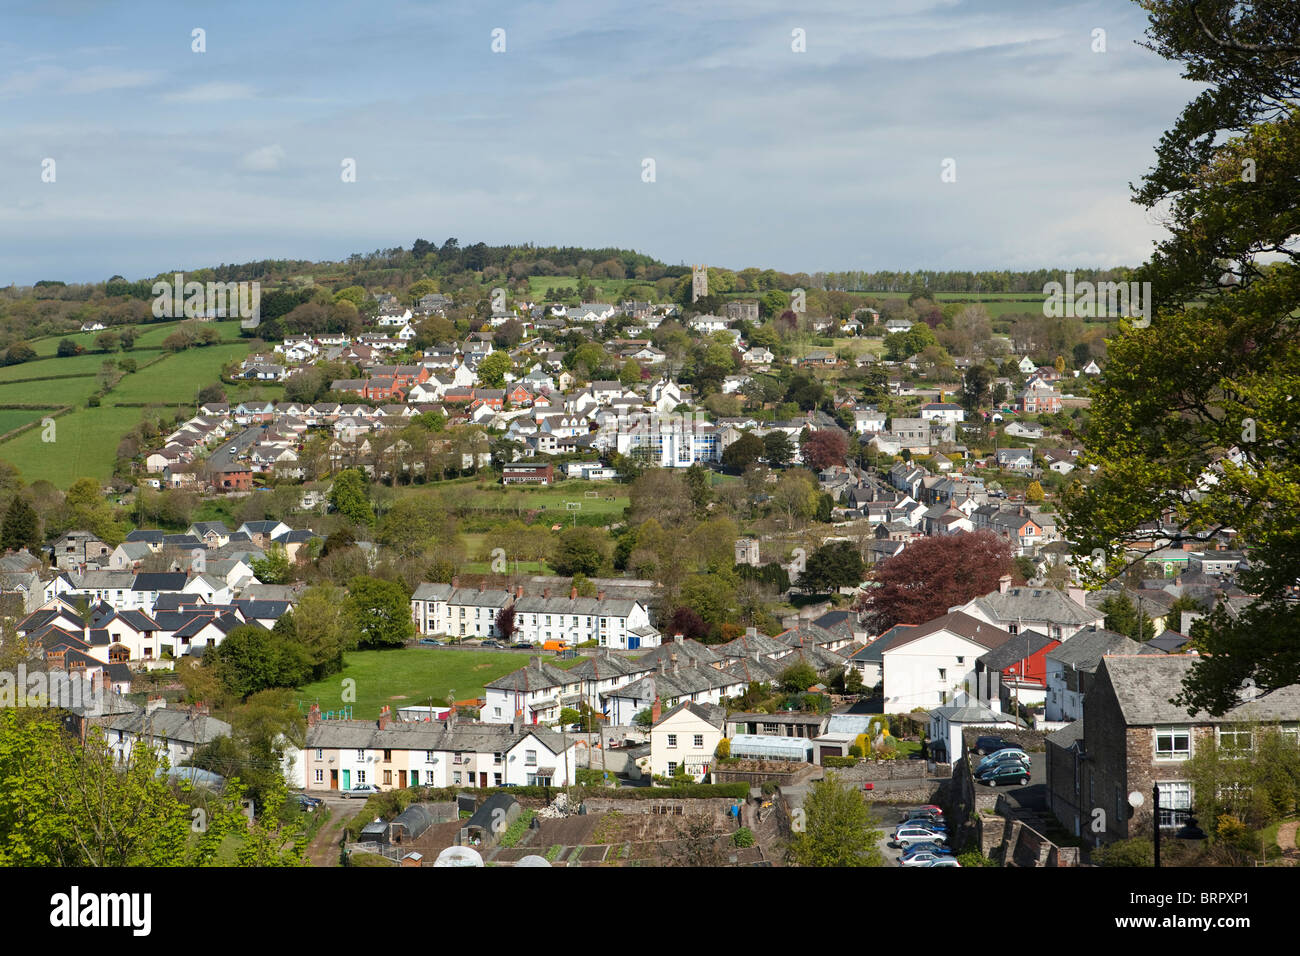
(1045, 627, 1142, 671)
(977, 629, 1057, 671)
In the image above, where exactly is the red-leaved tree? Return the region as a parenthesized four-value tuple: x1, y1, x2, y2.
(668, 606, 709, 641)
(800, 429, 848, 470)
(495, 605, 518, 639)
(858, 530, 1015, 631)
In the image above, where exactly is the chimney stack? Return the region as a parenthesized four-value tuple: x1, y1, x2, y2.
(674, 634, 683, 645)
(308, 703, 321, 726)
(479, 581, 486, 592)
(597, 590, 606, 601)
(998, 574, 1012, 595)
(651, 696, 662, 725)
(451, 576, 459, 590)
(544, 587, 551, 599)
(570, 587, 578, 600)
(516, 585, 524, 599)
(378, 705, 391, 730)
(146, 696, 166, 714)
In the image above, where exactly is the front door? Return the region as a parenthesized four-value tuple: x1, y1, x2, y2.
(342, 769, 351, 790)
(399, 770, 407, 788)
(330, 769, 338, 790)
(479, 772, 487, 788)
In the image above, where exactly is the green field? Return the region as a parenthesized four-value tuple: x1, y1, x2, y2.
(31, 319, 248, 356)
(0, 409, 49, 436)
(107, 343, 248, 404)
(0, 376, 99, 406)
(295, 648, 587, 719)
(0, 405, 145, 484)
(525, 276, 634, 300)
(462, 481, 629, 515)
(0, 352, 119, 382)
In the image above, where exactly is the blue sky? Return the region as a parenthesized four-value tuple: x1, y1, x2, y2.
(0, 0, 1197, 284)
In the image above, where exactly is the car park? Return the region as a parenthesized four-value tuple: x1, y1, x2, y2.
(343, 783, 382, 799)
(978, 763, 1031, 787)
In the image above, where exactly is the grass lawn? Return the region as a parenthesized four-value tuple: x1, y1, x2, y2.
(465, 481, 629, 516)
(296, 648, 587, 719)
(525, 276, 634, 301)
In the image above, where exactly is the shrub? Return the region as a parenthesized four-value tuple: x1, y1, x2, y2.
(716, 739, 731, 759)
(956, 850, 997, 867)
(823, 756, 858, 768)
(1092, 837, 1155, 867)
(847, 744, 863, 759)
(733, 827, 755, 848)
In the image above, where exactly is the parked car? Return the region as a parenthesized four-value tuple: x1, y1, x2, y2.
(343, 783, 382, 799)
(418, 638, 443, 646)
(899, 849, 954, 867)
(976, 749, 1031, 773)
(973, 736, 1018, 755)
(978, 763, 1031, 787)
(510, 642, 533, 650)
(901, 841, 953, 858)
(481, 639, 505, 648)
(903, 808, 945, 824)
(891, 826, 949, 848)
(922, 857, 962, 867)
(902, 816, 946, 832)
(293, 793, 323, 811)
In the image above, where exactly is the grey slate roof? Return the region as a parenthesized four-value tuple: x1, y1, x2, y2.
(1046, 719, 1084, 747)
(108, 708, 232, 745)
(1099, 656, 1300, 725)
(1045, 627, 1141, 671)
(966, 587, 1105, 627)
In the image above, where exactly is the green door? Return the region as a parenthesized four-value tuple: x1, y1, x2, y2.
(342, 769, 351, 790)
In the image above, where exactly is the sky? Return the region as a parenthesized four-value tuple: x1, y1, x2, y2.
(0, 0, 1199, 285)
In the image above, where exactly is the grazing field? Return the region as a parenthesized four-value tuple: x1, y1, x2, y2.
(0, 405, 144, 485)
(107, 343, 247, 404)
(295, 648, 588, 719)
(0, 409, 49, 436)
(30, 319, 248, 356)
(525, 276, 635, 300)
(0, 375, 100, 406)
(0, 353, 122, 381)
(461, 481, 630, 516)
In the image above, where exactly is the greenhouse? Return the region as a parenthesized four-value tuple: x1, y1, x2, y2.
(727, 734, 814, 762)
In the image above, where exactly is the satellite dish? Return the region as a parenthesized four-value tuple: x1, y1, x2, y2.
(434, 846, 484, 867)
(516, 855, 551, 867)
(1128, 791, 1144, 808)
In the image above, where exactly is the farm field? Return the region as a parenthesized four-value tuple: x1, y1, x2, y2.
(0, 353, 123, 381)
(295, 648, 589, 719)
(0, 409, 49, 436)
(0, 405, 144, 484)
(107, 343, 247, 404)
(30, 318, 248, 356)
(0, 375, 99, 406)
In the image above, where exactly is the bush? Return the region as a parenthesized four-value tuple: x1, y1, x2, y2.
(715, 739, 731, 759)
(1092, 837, 1155, 867)
(733, 827, 755, 848)
(823, 756, 858, 768)
(956, 850, 997, 867)
(847, 745, 863, 759)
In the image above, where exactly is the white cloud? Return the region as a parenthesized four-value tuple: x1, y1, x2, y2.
(239, 144, 286, 172)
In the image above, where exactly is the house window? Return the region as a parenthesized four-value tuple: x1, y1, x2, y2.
(525, 750, 537, 766)
(1156, 781, 1193, 828)
(494, 773, 502, 786)
(357, 749, 366, 761)
(1155, 727, 1192, 761)
(426, 751, 435, 763)
(453, 772, 462, 784)
(667, 734, 677, 749)
(314, 769, 324, 784)
(1217, 727, 1253, 753)
(383, 749, 392, 762)
(667, 762, 677, 776)
(315, 749, 323, 760)
(356, 771, 366, 784)
(383, 770, 392, 785)
(763, 722, 778, 735)
(426, 770, 437, 785)
(938, 668, 946, 682)
(694, 735, 704, 749)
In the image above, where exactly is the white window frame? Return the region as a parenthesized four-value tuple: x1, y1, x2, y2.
(1156, 781, 1192, 829)
(1154, 726, 1192, 761)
